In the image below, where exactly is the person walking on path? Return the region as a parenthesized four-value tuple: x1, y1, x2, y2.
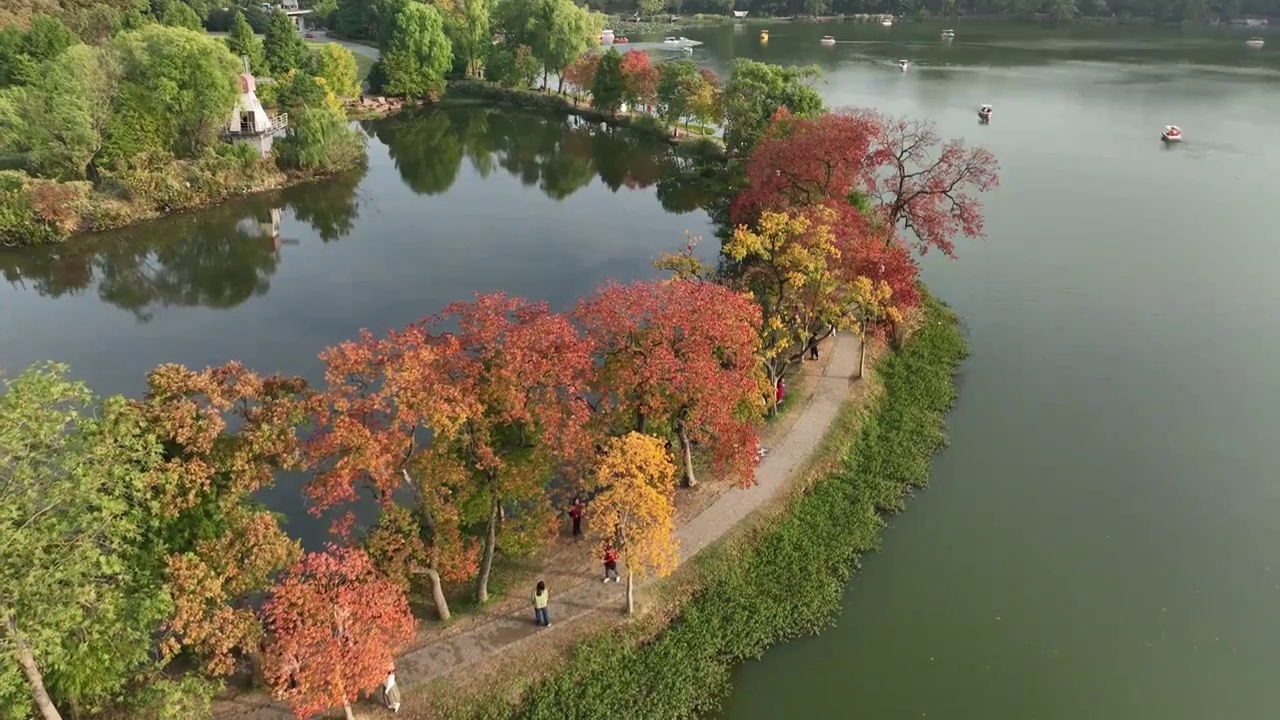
(381, 667, 401, 712)
(603, 547, 620, 583)
(568, 497, 584, 542)
(808, 335, 820, 360)
(532, 581, 551, 627)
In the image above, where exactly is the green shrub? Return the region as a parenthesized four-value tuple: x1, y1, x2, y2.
(457, 293, 967, 720)
(274, 105, 367, 174)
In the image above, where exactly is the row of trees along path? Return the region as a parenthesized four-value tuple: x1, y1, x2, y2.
(213, 330, 861, 720)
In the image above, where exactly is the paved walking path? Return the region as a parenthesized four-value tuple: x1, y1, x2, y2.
(214, 332, 860, 719)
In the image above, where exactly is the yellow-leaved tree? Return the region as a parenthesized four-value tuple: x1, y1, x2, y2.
(588, 432, 678, 615)
(725, 206, 850, 412)
(848, 275, 902, 378)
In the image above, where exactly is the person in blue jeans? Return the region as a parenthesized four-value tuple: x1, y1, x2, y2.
(532, 580, 551, 627)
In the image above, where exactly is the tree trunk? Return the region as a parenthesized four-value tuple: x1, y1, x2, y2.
(7, 619, 62, 720)
(343, 702, 356, 720)
(542, 68, 548, 89)
(426, 566, 451, 621)
(557, 73, 564, 94)
(626, 571, 635, 615)
(635, 406, 646, 433)
(676, 416, 696, 487)
(766, 366, 778, 417)
(858, 332, 866, 379)
(476, 497, 499, 603)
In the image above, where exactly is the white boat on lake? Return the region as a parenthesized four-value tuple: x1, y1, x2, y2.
(898, 59, 910, 71)
(821, 35, 836, 44)
(978, 104, 993, 121)
(941, 28, 955, 38)
(1245, 37, 1264, 48)
(1161, 125, 1183, 142)
(881, 15, 893, 26)
(663, 36, 702, 47)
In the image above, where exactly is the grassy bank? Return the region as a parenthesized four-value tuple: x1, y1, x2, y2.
(438, 292, 967, 720)
(0, 149, 362, 249)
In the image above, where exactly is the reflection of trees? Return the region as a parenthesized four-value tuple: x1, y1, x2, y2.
(0, 169, 366, 320)
(366, 107, 719, 210)
(372, 111, 465, 196)
(282, 164, 368, 242)
(0, 198, 282, 321)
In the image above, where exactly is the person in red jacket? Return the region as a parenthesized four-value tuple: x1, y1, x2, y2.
(602, 547, 619, 583)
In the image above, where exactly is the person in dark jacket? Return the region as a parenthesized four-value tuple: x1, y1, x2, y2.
(568, 497, 584, 541)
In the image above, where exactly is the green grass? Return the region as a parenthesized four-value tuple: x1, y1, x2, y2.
(441, 292, 968, 720)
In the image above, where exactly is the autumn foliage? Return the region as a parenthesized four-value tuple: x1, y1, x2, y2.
(137, 362, 310, 676)
(262, 546, 416, 719)
(732, 108, 1000, 257)
(426, 293, 596, 602)
(620, 50, 659, 110)
(576, 279, 765, 488)
(564, 52, 599, 96)
(587, 432, 679, 614)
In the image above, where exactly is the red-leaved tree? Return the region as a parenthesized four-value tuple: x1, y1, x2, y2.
(575, 279, 765, 488)
(732, 108, 1000, 258)
(262, 546, 415, 720)
(563, 52, 599, 99)
(305, 326, 480, 620)
(620, 50, 659, 112)
(427, 293, 596, 603)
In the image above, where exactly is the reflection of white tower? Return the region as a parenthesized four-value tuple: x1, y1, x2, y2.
(259, 207, 282, 239)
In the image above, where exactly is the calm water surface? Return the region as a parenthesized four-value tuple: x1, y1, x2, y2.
(2, 21, 1278, 719)
(689, 21, 1280, 720)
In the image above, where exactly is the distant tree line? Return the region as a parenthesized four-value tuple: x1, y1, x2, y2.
(597, 0, 1272, 21)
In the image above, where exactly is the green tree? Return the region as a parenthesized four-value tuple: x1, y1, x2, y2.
(22, 15, 80, 65)
(62, 4, 128, 45)
(263, 9, 309, 76)
(638, 0, 665, 13)
(161, 0, 202, 30)
(273, 68, 334, 117)
(656, 58, 696, 129)
(0, 363, 173, 720)
(380, 1, 452, 99)
(275, 104, 366, 173)
(721, 59, 824, 157)
(225, 10, 266, 75)
(307, 0, 340, 27)
(13, 44, 120, 181)
(107, 25, 240, 160)
(590, 47, 625, 116)
(312, 42, 359, 97)
(494, 0, 600, 90)
(444, 0, 490, 77)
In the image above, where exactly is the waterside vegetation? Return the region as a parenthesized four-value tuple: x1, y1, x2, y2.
(0, 11, 366, 247)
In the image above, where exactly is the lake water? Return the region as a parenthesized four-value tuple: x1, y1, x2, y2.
(680, 21, 1280, 720)
(2, 21, 1278, 719)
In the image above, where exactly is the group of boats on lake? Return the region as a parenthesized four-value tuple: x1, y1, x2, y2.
(817, 27, 956, 72)
(598, 29, 704, 52)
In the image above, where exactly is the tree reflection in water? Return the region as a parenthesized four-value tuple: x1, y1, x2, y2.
(369, 106, 718, 208)
(0, 109, 721, 321)
(0, 165, 368, 321)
